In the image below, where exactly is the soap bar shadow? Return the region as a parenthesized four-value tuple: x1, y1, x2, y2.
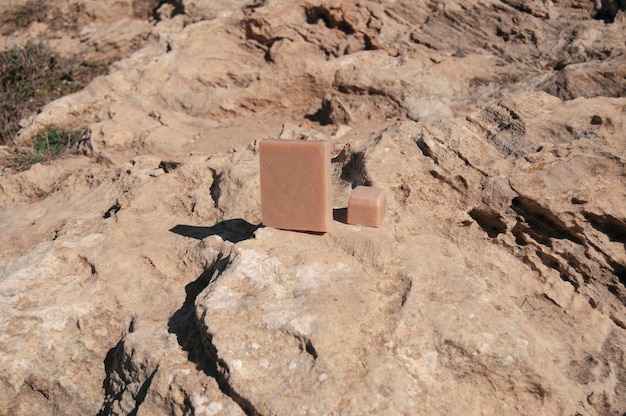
(170, 218, 262, 243)
(333, 207, 348, 224)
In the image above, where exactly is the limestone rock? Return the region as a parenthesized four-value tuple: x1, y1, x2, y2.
(1, 0, 626, 415)
(540, 54, 626, 100)
(189, 95, 626, 414)
(99, 322, 245, 416)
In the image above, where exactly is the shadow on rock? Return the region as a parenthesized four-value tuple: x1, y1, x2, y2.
(166, 256, 262, 415)
(333, 207, 348, 224)
(167, 255, 230, 376)
(169, 218, 262, 243)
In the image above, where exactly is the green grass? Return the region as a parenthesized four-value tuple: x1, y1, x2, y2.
(3, 127, 88, 171)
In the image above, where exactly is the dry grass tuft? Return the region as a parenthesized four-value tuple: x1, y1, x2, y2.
(3, 127, 89, 171)
(0, 42, 105, 145)
(1, 1, 50, 34)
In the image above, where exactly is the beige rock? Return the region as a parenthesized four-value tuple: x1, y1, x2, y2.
(83, 18, 152, 61)
(99, 322, 244, 416)
(540, 54, 626, 100)
(2, 92, 626, 414)
(184, 0, 252, 20)
(190, 96, 626, 414)
(1, 0, 626, 415)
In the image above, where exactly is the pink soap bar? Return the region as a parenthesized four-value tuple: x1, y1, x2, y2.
(259, 139, 332, 233)
(347, 186, 386, 228)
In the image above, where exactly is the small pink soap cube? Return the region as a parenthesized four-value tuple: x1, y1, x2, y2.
(259, 139, 332, 233)
(347, 186, 386, 228)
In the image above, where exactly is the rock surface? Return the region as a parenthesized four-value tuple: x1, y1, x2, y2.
(1, 0, 625, 415)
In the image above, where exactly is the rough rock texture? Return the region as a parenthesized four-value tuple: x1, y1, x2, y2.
(1, 0, 625, 415)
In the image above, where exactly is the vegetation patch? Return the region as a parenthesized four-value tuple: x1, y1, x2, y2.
(1, 1, 50, 34)
(0, 42, 106, 145)
(0, 0, 79, 35)
(3, 127, 88, 171)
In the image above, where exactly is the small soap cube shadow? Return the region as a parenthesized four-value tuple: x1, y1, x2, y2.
(333, 207, 348, 224)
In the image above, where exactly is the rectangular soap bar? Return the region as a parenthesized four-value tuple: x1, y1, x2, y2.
(347, 186, 386, 228)
(259, 139, 332, 233)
